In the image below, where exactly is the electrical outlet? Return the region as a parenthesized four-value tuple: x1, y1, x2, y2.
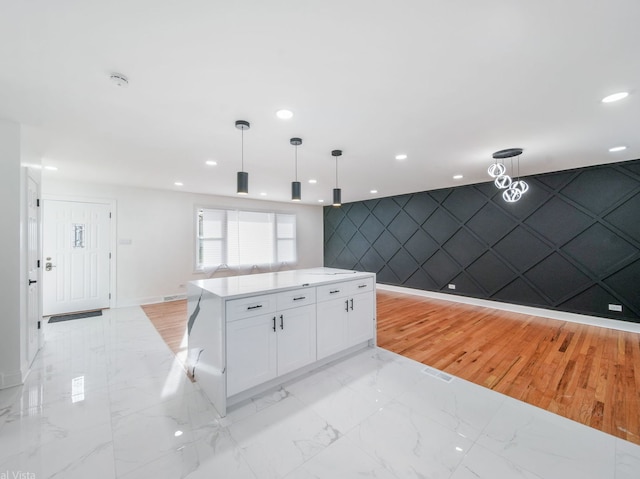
(448, 284, 456, 290)
(608, 304, 622, 312)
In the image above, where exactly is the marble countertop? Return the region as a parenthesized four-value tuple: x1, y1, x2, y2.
(189, 267, 375, 299)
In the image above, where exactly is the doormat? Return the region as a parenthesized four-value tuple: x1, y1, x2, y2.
(48, 310, 103, 323)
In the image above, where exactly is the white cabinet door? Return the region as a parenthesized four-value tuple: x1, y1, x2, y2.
(226, 314, 278, 396)
(316, 298, 349, 360)
(348, 292, 375, 346)
(277, 304, 317, 376)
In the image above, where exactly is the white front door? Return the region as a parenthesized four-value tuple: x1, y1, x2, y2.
(26, 175, 41, 365)
(43, 200, 111, 316)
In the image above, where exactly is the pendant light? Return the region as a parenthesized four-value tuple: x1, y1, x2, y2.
(235, 120, 250, 195)
(332, 149, 342, 207)
(489, 148, 528, 203)
(290, 137, 302, 201)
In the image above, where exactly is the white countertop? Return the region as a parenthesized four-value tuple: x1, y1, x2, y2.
(189, 267, 375, 299)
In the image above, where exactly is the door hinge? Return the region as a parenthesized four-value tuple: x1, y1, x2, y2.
(109, 252, 112, 259)
(37, 199, 40, 207)
(109, 293, 111, 300)
(109, 212, 112, 218)
(37, 260, 41, 268)
(37, 321, 41, 330)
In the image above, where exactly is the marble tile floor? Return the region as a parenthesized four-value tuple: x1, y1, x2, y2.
(1, 306, 639, 479)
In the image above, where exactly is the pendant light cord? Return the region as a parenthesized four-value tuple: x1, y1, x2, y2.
(241, 128, 244, 172)
(335, 156, 338, 188)
(295, 145, 298, 181)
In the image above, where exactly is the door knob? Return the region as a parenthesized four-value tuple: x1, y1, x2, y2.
(45, 262, 56, 271)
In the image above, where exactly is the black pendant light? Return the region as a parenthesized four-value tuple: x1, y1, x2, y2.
(236, 120, 250, 195)
(290, 137, 302, 201)
(332, 149, 342, 207)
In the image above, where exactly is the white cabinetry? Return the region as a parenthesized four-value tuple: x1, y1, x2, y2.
(316, 278, 375, 360)
(226, 313, 278, 396)
(226, 288, 316, 396)
(187, 268, 376, 416)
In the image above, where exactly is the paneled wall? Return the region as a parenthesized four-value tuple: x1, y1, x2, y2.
(324, 158, 640, 323)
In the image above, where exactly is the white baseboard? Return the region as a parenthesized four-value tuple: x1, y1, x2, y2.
(377, 284, 640, 334)
(0, 369, 23, 390)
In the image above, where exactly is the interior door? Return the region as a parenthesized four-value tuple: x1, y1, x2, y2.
(26, 175, 41, 365)
(43, 200, 111, 316)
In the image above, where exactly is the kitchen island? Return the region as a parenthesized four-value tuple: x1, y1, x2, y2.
(187, 267, 376, 416)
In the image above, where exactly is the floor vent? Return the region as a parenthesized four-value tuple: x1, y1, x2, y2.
(163, 294, 186, 302)
(422, 366, 454, 383)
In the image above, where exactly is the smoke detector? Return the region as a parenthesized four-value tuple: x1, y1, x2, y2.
(109, 73, 129, 87)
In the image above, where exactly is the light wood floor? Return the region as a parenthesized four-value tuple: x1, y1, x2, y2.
(141, 300, 194, 381)
(141, 290, 640, 444)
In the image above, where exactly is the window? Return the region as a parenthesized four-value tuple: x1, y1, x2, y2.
(196, 208, 297, 270)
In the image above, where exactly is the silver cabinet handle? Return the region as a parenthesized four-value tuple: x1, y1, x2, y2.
(247, 304, 263, 310)
(293, 296, 306, 301)
(330, 290, 340, 294)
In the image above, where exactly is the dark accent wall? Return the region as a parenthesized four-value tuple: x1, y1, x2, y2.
(324, 158, 640, 323)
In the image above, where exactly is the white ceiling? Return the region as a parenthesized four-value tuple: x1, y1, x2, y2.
(1, 0, 639, 204)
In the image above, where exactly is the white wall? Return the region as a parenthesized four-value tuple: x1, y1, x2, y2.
(42, 179, 325, 307)
(0, 119, 23, 388)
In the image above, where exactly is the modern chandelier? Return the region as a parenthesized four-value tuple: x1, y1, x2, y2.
(488, 148, 528, 203)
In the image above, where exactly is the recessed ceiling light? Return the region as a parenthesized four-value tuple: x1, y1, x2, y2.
(174, 181, 183, 186)
(609, 146, 627, 152)
(308, 179, 317, 184)
(260, 192, 267, 196)
(276, 109, 293, 120)
(395, 154, 408, 161)
(318, 199, 324, 203)
(44, 166, 58, 171)
(174, 430, 183, 437)
(205, 160, 217, 166)
(602, 92, 629, 103)
(370, 189, 378, 194)
(453, 174, 463, 179)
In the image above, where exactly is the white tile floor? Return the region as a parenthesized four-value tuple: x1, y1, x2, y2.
(1, 306, 639, 479)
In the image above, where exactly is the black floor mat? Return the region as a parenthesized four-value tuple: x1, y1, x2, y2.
(48, 310, 103, 323)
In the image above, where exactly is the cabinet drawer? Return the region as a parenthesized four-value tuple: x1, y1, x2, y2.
(347, 277, 374, 296)
(316, 277, 375, 302)
(226, 294, 276, 321)
(277, 288, 316, 310)
(316, 281, 351, 302)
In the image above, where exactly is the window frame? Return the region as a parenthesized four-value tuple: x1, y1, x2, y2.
(194, 205, 297, 272)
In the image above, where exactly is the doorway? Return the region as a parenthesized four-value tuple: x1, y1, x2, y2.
(43, 199, 112, 316)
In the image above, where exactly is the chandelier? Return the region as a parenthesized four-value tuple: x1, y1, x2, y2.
(489, 148, 528, 203)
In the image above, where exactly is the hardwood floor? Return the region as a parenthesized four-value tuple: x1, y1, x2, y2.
(140, 290, 640, 444)
(141, 300, 194, 381)
(377, 289, 640, 445)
